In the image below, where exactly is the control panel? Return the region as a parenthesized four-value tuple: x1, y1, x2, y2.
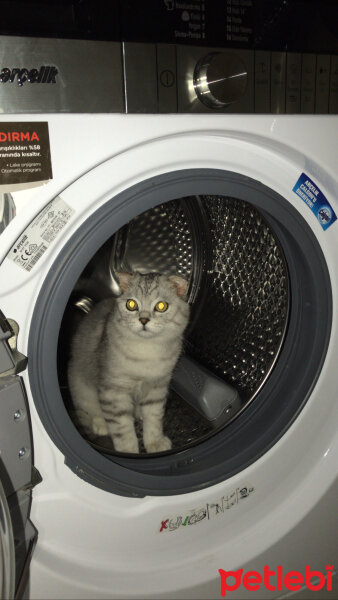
(0, 37, 337, 114)
(0, 0, 337, 114)
(120, 42, 338, 114)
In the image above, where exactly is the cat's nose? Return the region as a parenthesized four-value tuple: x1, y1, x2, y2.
(139, 317, 150, 326)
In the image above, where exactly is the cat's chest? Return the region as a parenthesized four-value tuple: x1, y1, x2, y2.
(112, 337, 178, 379)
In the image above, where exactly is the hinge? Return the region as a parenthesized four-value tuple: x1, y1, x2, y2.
(0, 311, 27, 377)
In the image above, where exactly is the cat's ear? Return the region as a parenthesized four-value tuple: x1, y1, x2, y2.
(117, 272, 133, 292)
(168, 275, 189, 298)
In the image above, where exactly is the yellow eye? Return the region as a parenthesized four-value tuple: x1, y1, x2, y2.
(155, 301, 168, 312)
(126, 299, 138, 311)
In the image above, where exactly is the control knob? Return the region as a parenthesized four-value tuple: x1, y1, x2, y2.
(193, 52, 248, 109)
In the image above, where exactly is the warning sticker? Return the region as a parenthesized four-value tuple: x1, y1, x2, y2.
(0, 122, 52, 189)
(8, 197, 74, 272)
(293, 172, 337, 231)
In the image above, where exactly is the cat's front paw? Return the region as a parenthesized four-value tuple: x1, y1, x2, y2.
(113, 436, 139, 454)
(92, 416, 109, 437)
(145, 435, 172, 453)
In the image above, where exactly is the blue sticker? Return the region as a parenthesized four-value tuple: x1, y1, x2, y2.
(292, 173, 337, 231)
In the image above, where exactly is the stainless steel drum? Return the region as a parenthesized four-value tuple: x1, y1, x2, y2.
(58, 195, 289, 454)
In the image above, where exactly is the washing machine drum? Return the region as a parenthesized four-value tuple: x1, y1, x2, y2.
(29, 172, 331, 497)
(60, 195, 288, 453)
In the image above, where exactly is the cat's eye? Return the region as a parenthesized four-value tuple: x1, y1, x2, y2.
(155, 301, 168, 312)
(126, 299, 138, 311)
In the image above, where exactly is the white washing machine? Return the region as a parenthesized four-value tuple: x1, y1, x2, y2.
(0, 3, 338, 599)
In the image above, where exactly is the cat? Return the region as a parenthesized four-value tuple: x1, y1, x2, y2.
(68, 271, 190, 453)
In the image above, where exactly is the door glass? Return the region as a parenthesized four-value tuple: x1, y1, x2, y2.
(58, 195, 288, 455)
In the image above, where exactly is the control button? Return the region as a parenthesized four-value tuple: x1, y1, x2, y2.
(160, 69, 175, 87)
(271, 52, 286, 113)
(286, 53, 301, 113)
(193, 52, 248, 108)
(329, 55, 338, 114)
(315, 54, 330, 114)
(157, 44, 177, 113)
(255, 50, 270, 113)
(301, 54, 316, 113)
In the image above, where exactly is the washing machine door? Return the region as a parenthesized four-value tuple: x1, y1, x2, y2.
(0, 314, 39, 600)
(0, 194, 16, 235)
(0, 479, 16, 599)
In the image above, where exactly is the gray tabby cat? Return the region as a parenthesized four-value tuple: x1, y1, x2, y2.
(68, 272, 189, 453)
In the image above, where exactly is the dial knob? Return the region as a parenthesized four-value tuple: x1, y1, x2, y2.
(193, 52, 248, 109)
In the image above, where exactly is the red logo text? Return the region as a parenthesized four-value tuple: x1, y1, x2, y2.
(219, 564, 334, 596)
(0, 131, 40, 142)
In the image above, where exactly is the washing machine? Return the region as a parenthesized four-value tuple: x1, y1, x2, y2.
(0, 1, 337, 598)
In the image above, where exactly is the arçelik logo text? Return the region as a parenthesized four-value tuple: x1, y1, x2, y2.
(219, 564, 334, 596)
(0, 66, 58, 85)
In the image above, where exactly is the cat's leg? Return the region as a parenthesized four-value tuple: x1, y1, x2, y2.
(141, 384, 172, 453)
(99, 387, 139, 453)
(68, 372, 108, 438)
(92, 415, 109, 437)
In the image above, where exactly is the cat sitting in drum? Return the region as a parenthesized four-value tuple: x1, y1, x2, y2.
(68, 272, 189, 453)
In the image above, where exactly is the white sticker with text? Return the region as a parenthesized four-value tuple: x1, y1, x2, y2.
(8, 196, 74, 272)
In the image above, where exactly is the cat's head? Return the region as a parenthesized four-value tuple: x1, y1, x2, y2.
(115, 272, 189, 339)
